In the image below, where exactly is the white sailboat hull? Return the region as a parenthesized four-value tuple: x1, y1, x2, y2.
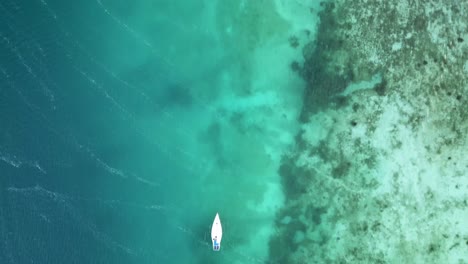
(211, 213, 222, 251)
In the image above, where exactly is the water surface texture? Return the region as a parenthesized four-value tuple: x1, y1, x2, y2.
(1, 0, 467, 263)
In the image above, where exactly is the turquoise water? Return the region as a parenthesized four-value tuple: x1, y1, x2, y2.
(2, 0, 467, 263)
(1, 0, 321, 263)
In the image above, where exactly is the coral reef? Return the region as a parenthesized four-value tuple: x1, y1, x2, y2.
(270, 0, 467, 263)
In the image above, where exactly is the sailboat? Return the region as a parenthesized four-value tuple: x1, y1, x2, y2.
(211, 213, 222, 251)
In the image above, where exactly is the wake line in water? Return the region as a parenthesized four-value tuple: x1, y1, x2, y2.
(0, 68, 61, 140)
(0, 1, 63, 102)
(0, 149, 47, 174)
(94, 0, 177, 69)
(72, 64, 135, 120)
(0, 29, 56, 106)
(66, 134, 161, 187)
(0, 152, 21, 168)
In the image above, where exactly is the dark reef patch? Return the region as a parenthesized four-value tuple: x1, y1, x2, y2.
(288, 35, 300, 48)
(296, 1, 389, 120)
(374, 76, 387, 96)
(305, 205, 326, 225)
(268, 233, 291, 263)
(298, 3, 355, 121)
(332, 160, 351, 178)
(269, 207, 308, 263)
(279, 156, 312, 199)
(290, 61, 300, 72)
